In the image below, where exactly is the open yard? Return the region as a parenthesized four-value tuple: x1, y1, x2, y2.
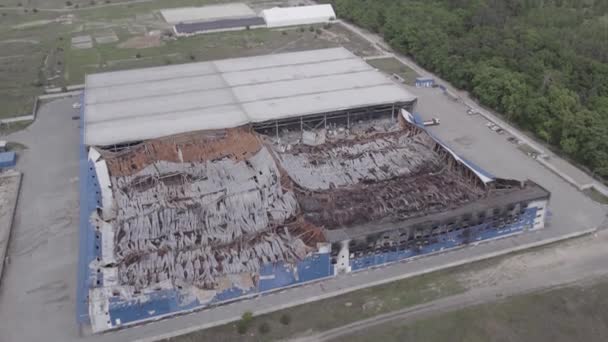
(336, 278, 608, 342)
(162, 231, 608, 342)
(163, 269, 465, 342)
(0, 0, 378, 119)
(366, 57, 419, 85)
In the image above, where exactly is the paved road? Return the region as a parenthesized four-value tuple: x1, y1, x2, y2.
(296, 230, 608, 342)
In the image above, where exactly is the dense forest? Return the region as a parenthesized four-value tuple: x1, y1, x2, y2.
(325, 0, 608, 179)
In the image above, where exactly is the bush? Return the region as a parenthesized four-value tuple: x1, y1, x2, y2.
(308, 25, 315, 32)
(281, 30, 288, 35)
(135, 53, 142, 59)
(32, 8, 38, 13)
(279, 313, 291, 325)
(189, 54, 196, 61)
(242, 311, 253, 322)
(236, 311, 254, 335)
(236, 320, 248, 335)
(65, 1, 72, 6)
(258, 322, 270, 334)
(299, 27, 305, 33)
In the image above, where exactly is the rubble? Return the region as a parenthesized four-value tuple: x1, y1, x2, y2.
(271, 123, 487, 228)
(97, 117, 492, 292)
(103, 131, 316, 290)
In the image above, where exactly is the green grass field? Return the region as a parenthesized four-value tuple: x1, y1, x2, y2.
(366, 57, 419, 85)
(163, 270, 465, 342)
(584, 187, 608, 205)
(0, 0, 378, 119)
(336, 279, 608, 342)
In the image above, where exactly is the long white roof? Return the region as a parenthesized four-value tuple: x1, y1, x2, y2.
(262, 4, 336, 28)
(84, 48, 417, 146)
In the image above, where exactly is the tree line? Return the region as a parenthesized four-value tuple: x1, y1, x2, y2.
(325, 0, 608, 179)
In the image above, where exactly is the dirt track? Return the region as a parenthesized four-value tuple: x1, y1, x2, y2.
(293, 230, 608, 342)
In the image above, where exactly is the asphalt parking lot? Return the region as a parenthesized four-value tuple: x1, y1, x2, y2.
(411, 85, 606, 236)
(0, 97, 82, 342)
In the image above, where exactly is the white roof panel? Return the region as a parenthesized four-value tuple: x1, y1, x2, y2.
(232, 71, 392, 103)
(262, 4, 336, 28)
(87, 88, 237, 123)
(86, 105, 249, 145)
(222, 58, 371, 87)
(86, 61, 217, 88)
(86, 74, 228, 104)
(244, 85, 410, 122)
(84, 48, 416, 146)
(213, 47, 351, 72)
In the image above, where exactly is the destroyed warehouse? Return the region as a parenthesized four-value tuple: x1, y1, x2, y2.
(77, 47, 550, 332)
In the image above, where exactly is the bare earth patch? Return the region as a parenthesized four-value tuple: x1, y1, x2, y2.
(117, 34, 162, 49)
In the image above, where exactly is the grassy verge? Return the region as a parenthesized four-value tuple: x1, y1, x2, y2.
(336, 278, 608, 342)
(584, 187, 608, 205)
(366, 57, 419, 85)
(6, 142, 28, 151)
(517, 143, 540, 156)
(0, 120, 33, 136)
(164, 271, 466, 342)
(163, 232, 596, 342)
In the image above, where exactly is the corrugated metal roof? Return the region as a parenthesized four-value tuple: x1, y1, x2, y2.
(262, 4, 336, 28)
(174, 16, 266, 34)
(84, 48, 417, 146)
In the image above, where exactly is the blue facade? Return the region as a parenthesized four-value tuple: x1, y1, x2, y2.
(77, 94, 101, 324)
(416, 77, 435, 88)
(0, 151, 16, 168)
(105, 252, 332, 327)
(350, 207, 537, 272)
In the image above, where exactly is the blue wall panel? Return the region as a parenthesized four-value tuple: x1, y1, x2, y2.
(350, 207, 537, 272)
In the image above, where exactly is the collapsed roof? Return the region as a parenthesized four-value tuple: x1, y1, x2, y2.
(93, 114, 518, 292)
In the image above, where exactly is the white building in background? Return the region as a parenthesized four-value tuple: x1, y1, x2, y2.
(262, 4, 336, 28)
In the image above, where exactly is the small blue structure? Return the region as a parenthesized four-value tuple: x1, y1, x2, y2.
(0, 151, 16, 168)
(415, 77, 435, 88)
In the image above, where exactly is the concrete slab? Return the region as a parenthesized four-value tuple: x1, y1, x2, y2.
(94, 32, 119, 45)
(72, 35, 93, 49)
